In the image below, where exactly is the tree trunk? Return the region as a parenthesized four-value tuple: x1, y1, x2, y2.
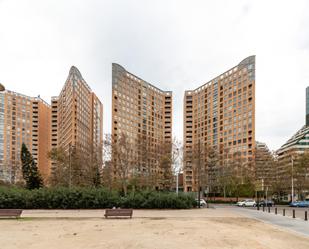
(123, 182, 128, 196)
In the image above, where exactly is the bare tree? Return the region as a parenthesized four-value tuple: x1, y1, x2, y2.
(102, 134, 113, 190)
(48, 143, 103, 187)
(191, 140, 221, 199)
(270, 156, 286, 201)
(112, 133, 138, 195)
(158, 141, 173, 190)
(0, 159, 22, 184)
(192, 140, 205, 196)
(136, 133, 154, 190)
(206, 147, 219, 198)
(293, 152, 309, 200)
(48, 147, 70, 186)
(86, 143, 103, 187)
(171, 137, 182, 193)
(222, 152, 255, 200)
(216, 148, 230, 198)
(255, 142, 276, 198)
(274, 152, 294, 200)
(171, 137, 182, 174)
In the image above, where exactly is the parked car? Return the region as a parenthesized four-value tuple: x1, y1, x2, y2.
(236, 200, 246, 206)
(196, 199, 207, 207)
(289, 201, 300, 207)
(257, 200, 274, 207)
(289, 201, 309, 207)
(236, 199, 256, 207)
(298, 201, 309, 207)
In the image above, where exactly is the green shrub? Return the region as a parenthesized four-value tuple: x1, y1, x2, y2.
(0, 187, 195, 209)
(0, 187, 28, 208)
(118, 191, 196, 209)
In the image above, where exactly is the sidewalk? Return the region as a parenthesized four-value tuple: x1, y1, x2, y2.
(229, 206, 309, 237)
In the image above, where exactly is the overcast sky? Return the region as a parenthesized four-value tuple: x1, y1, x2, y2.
(0, 0, 309, 151)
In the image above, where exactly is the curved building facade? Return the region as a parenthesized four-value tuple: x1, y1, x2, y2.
(51, 66, 103, 166)
(183, 56, 256, 192)
(112, 63, 172, 188)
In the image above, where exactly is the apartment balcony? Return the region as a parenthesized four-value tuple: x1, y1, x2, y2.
(185, 175, 193, 181)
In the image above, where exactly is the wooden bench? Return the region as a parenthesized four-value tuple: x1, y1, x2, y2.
(0, 209, 23, 218)
(104, 209, 133, 219)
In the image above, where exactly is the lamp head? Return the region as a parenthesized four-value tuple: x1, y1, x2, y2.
(0, 83, 5, 92)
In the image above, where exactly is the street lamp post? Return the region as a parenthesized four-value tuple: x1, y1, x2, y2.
(0, 84, 5, 182)
(176, 171, 179, 195)
(291, 156, 294, 203)
(197, 140, 201, 208)
(0, 83, 5, 92)
(69, 144, 72, 188)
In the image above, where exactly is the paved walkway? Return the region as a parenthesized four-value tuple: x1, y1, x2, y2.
(21, 208, 240, 218)
(220, 205, 309, 237)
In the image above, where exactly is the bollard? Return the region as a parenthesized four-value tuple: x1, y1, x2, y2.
(305, 211, 308, 221)
(275, 207, 277, 215)
(257, 205, 259, 211)
(207, 203, 209, 209)
(283, 209, 285, 216)
(268, 206, 270, 213)
(263, 206, 265, 212)
(293, 209, 296, 218)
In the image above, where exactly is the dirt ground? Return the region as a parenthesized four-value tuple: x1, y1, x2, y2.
(1, 209, 309, 249)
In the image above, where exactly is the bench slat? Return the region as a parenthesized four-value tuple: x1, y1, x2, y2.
(0, 209, 22, 218)
(104, 209, 133, 218)
(106, 210, 132, 214)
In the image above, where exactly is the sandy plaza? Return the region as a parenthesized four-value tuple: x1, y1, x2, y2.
(1, 207, 309, 249)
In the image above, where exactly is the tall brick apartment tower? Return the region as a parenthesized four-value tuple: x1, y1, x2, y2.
(0, 90, 51, 183)
(112, 63, 172, 188)
(183, 56, 255, 192)
(51, 66, 103, 169)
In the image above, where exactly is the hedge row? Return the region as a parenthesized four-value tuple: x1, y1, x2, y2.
(0, 187, 196, 209)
